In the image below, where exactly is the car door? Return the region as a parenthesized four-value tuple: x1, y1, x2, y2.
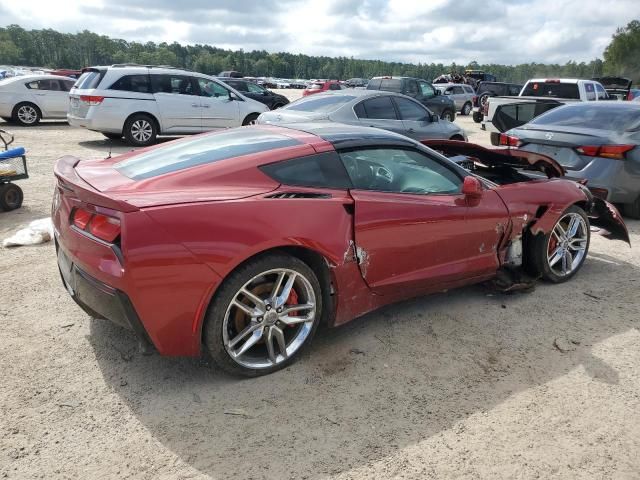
(354, 95, 406, 135)
(150, 74, 202, 133)
(392, 96, 445, 140)
(451, 86, 466, 109)
(339, 146, 508, 295)
(416, 80, 443, 115)
(197, 77, 241, 129)
(25, 79, 67, 117)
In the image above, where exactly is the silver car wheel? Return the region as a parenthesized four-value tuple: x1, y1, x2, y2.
(546, 212, 588, 277)
(17, 105, 38, 124)
(130, 119, 153, 142)
(222, 268, 317, 369)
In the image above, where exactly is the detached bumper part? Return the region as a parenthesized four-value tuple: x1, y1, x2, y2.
(56, 245, 154, 349)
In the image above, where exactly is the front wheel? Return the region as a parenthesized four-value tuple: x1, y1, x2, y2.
(242, 113, 260, 125)
(526, 205, 590, 283)
(461, 102, 472, 116)
(0, 183, 24, 211)
(204, 254, 322, 377)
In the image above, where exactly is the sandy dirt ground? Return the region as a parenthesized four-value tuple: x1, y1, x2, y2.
(0, 90, 639, 479)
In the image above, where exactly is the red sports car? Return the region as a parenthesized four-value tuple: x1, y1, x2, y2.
(53, 124, 629, 376)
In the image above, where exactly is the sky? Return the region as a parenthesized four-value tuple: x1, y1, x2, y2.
(1, 0, 636, 65)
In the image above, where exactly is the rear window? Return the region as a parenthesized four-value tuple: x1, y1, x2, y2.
(521, 82, 580, 99)
(309, 83, 323, 90)
(74, 70, 104, 90)
(529, 104, 640, 131)
(380, 79, 403, 93)
(116, 130, 302, 180)
(260, 152, 352, 189)
(110, 75, 152, 94)
(285, 95, 355, 113)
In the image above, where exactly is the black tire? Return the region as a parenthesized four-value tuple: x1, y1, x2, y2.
(242, 113, 260, 126)
(478, 93, 491, 109)
(623, 196, 640, 219)
(12, 102, 41, 126)
(123, 114, 157, 147)
(525, 205, 590, 284)
(461, 102, 472, 116)
(102, 132, 122, 140)
(204, 253, 322, 377)
(0, 183, 24, 211)
(440, 109, 454, 122)
(472, 111, 483, 123)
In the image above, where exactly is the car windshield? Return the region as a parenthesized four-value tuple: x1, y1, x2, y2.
(116, 130, 302, 180)
(285, 95, 355, 113)
(529, 104, 640, 132)
(521, 82, 580, 99)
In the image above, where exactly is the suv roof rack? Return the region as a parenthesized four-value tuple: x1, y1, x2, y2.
(110, 64, 191, 71)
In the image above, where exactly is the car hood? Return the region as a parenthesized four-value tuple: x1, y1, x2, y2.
(422, 140, 564, 178)
(257, 110, 328, 124)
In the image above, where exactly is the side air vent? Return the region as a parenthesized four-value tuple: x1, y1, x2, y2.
(266, 192, 332, 199)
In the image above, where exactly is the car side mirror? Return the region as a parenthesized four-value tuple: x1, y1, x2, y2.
(435, 89, 441, 96)
(430, 114, 439, 122)
(462, 176, 483, 199)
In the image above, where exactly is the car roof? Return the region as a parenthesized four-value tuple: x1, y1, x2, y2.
(275, 122, 416, 148)
(0, 74, 73, 82)
(303, 89, 407, 99)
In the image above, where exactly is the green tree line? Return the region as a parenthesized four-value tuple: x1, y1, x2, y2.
(0, 21, 638, 83)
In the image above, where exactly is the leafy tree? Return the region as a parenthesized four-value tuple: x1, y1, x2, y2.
(603, 20, 640, 80)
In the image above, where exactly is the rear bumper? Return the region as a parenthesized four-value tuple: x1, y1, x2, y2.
(56, 240, 153, 348)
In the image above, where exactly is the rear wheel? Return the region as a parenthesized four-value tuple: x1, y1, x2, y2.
(472, 111, 483, 123)
(461, 102, 472, 115)
(623, 196, 640, 219)
(0, 183, 24, 211)
(526, 205, 590, 283)
(441, 109, 454, 122)
(242, 113, 260, 125)
(13, 103, 41, 126)
(204, 253, 322, 377)
(124, 114, 157, 147)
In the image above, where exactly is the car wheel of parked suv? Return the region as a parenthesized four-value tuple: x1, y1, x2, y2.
(204, 253, 322, 377)
(242, 113, 260, 126)
(124, 114, 157, 147)
(462, 102, 472, 116)
(441, 109, 454, 122)
(13, 102, 41, 126)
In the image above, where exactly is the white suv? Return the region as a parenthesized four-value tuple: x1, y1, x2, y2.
(68, 65, 269, 146)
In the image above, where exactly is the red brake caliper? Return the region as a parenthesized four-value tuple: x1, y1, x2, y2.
(284, 289, 299, 324)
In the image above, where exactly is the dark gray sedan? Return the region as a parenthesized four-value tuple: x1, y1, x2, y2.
(256, 90, 467, 142)
(503, 103, 640, 218)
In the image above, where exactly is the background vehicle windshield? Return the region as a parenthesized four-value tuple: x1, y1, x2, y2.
(521, 82, 580, 99)
(529, 104, 640, 131)
(285, 95, 355, 112)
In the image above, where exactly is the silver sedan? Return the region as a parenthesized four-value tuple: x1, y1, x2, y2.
(257, 90, 467, 142)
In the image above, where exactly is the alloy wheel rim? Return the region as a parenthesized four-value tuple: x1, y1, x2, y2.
(131, 120, 152, 142)
(222, 268, 316, 369)
(546, 212, 588, 276)
(18, 106, 37, 124)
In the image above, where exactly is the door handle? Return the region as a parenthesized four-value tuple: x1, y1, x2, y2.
(201, 104, 210, 108)
(191, 103, 199, 107)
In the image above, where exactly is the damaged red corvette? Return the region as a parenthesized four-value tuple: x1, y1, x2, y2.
(52, 124, 630, 376)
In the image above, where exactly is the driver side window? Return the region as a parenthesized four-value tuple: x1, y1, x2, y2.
(198, 78, 230, 98)
(339, 147, 462, 195)
(418, 81, 435, 97)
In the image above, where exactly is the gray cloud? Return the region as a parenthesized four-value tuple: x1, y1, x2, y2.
(1, 0, 634, 65)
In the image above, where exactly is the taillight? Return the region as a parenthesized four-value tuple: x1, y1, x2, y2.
(472, 95, 477, 106)
(575, 145, 634, 160)
(72, 207, 121, 243)
(499, 133, 522, 147)
(79, 95, 105, 106)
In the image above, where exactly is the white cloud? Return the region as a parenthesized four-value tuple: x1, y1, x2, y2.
(1, 0, 634, 65)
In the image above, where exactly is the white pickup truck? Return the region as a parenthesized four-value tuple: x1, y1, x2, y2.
(482, 78, 610, 133)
